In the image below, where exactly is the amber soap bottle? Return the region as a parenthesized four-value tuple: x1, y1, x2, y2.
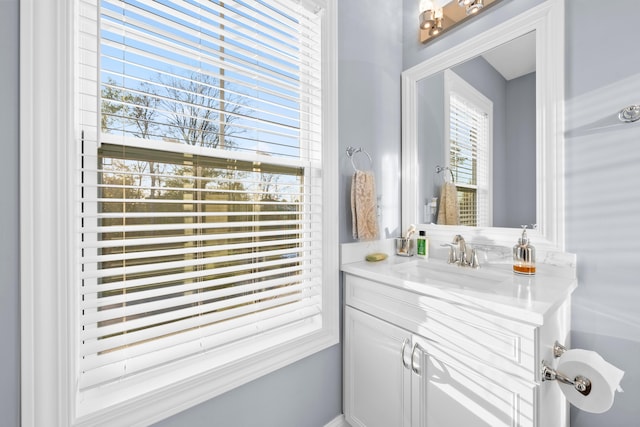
(513, 225, 536, 275)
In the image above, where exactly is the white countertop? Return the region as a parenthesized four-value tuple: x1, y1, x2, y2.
(341, 255, 577, 325)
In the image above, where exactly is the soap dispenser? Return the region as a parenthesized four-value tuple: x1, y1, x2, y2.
(513, 225, 536, 275)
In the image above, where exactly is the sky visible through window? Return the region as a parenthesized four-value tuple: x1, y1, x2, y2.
(100, 0, 311, 159)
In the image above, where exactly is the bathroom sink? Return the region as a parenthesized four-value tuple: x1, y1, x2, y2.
(391, 260, 511, 290)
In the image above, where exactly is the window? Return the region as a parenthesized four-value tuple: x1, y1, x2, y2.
(444, 70, 492, 227)
(21, 0, 337, 425)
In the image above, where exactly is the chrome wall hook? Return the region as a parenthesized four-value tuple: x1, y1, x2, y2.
(618, 105, 640, 123)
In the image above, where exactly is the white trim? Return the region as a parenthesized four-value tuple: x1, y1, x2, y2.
(320, 0, 340, 343)
(99, 134, 318, 168)
(21, 0, 339, 425)
(20, 0, 75, 425)
(402, 0, 565, 251)
(324, 414, 352, 427)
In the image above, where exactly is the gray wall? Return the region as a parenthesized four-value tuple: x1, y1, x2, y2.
(154, 348, 342, 427)
(339, 0, 403, 243)
(0, 0, 20, 426)
(505, 72, 536, 228)
(565, 0, 640, 425)
(417, 72, 445, 223)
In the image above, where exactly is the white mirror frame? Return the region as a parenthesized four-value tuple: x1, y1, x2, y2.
(402, 0, 565, 251)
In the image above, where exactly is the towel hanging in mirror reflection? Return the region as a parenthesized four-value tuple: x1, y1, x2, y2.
(435, 165, 459, 225)
(437, 182, 460, 225)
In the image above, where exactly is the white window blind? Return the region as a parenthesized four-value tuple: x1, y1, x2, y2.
(78, 0, 325, 397)
(449, 91, 491, 227)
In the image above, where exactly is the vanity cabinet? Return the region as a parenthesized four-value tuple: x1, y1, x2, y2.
(411, 333, 536, 427)
(344, 306, 411, 427)
(343, 271, 572, 427)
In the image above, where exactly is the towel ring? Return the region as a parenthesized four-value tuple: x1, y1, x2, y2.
(346, 146, 373, 172)
(435, 165, 455, 183)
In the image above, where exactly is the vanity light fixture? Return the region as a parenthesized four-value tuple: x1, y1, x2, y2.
(420, 0, 501, 43)
(466, 0, 484, 15)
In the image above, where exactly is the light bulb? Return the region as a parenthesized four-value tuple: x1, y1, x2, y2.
(429, 17, 443, 36)
(419, 0, 435, 13)
(466, 0, 484, 15)
(420, 9, 436, 29)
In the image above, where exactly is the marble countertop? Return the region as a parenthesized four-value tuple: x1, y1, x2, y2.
(341, 254, 577, 325)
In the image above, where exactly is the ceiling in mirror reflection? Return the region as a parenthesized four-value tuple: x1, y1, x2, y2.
(481, 31, 536, 80)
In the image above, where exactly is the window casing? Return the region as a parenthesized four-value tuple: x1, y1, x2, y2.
(21, 0, 338, 425)
(444, 70, 493, 227)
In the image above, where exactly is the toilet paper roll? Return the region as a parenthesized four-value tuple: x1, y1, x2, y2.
(556, 349, 624, 414)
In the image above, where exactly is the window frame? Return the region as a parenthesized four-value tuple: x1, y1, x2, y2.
(443, 69, 493, 227)
(20, 0, 339, 425)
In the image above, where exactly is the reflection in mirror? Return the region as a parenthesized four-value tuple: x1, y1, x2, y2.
(418, 32, 536, 228)
(401, 0, 565, 250)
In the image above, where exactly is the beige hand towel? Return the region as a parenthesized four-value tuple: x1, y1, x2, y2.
(437, 182, 460, 225)
(351, 170, 379, 240)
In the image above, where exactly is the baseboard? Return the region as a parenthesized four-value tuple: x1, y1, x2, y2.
(324, 414, 351, 427)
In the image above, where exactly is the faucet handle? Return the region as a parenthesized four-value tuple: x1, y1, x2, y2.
(449, 247, 457, 264)
(469, 248, 480, 269)
(441, 243, 457, 264)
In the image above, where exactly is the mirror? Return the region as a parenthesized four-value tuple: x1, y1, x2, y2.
(402, 0, 564, 250)
(418, 31, 536, 229)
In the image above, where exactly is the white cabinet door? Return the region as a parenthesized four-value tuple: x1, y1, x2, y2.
(411, 337, 537, 427)
(344, 306, 412, 427)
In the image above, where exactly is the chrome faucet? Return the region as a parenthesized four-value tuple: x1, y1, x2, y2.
(443, 235, 480, 268)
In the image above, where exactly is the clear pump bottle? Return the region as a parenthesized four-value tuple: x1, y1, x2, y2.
(513, 225, 535, 275)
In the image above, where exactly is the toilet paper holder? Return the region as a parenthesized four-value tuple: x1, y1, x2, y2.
(541, 341, 592, 396)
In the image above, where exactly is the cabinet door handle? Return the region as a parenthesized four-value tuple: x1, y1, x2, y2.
(401, 338, 410, 369)
(411, 343, 424, 375)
